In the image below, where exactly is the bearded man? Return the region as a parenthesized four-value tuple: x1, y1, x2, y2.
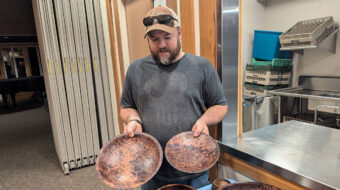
(120, 5, 228, 189)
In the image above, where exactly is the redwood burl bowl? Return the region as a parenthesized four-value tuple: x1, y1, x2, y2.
(217, 182, 280, 190)
(157, 184, 195, 190)
(165, 131, 220, 173)
(95, 132, 163, 189)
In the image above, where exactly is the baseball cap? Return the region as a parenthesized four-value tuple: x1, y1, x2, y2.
(143, 5, 180, 37)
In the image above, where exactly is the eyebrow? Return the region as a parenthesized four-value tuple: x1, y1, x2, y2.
(148, 35, 158, 39)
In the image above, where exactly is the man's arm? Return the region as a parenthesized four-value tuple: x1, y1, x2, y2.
(192, 105, 228, 137)
(120, 108, 143, 137)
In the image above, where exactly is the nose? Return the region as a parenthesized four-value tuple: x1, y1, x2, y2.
(158, 39, 167, 48)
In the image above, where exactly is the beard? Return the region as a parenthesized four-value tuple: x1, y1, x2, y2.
(151, 38, 181, 65)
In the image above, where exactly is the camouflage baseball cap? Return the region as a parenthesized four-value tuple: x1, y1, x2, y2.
(143, 5, 180, 37)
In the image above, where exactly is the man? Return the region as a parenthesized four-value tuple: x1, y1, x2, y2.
(120, 5, 228, 189)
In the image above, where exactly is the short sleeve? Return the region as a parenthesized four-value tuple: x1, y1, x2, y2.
(203, 69, 227, 108)
(120, 69, 137, 109)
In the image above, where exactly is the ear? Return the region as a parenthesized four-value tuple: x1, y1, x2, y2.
(177, 27, 182, 40)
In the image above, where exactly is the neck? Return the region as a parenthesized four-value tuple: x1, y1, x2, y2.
(172, 51, 185, 63)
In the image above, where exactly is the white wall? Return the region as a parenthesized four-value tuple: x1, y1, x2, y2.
(242, 1, 266, 67)
(243, 0, 340, 86)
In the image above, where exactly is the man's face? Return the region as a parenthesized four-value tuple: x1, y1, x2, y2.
(147, 29, 181, 65)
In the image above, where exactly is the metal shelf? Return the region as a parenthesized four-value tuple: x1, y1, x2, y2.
(280, 26, 338, 54)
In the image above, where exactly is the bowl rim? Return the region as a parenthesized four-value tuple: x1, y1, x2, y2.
(216, 182, 280, 190)
(164, 131, 220, 173)
(95, 132, 163, 189)
(157, 183, 195, 190)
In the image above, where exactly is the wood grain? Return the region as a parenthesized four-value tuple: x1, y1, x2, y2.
(199, 0, 216, 69)
(166, 0, 177, 14)
(238, 0, 243, 136)
(23, 47, 32, 76)
(198, 0, 219, 181)
(113, 0, 125, 87)
(180, 0, 195, 55)
(0, 49, 6, 79)
(106, 0, 124, 134)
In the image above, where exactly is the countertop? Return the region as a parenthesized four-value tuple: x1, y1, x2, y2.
(219, 120, 340, 189)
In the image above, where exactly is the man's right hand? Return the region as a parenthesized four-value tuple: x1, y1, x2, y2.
(124, 120, 143, 137)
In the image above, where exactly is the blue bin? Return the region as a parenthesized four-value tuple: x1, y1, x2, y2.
(252, 30, 292, 61)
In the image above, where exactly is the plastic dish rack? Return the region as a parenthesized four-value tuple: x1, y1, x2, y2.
(245, 64, 291, 85)
(245, 69, 290, 79)
(246, 64, 291, 72)
(252, 58, 292, 67)
(243, 83, 288, 96)
(280, 16, 335, 48)
(252, 30, 292, 60)
(244, 87, 270, 96)
(245, 74, 290, 85)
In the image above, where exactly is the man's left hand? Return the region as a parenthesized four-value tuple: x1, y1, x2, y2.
(192, 119, 209, 137)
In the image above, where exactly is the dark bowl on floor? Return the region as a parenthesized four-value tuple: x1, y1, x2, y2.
(157, 184, 196, 190)
(217, 182, 280, 190)
(96, 132, 163, 189)
(212, 179, 231, 190)
(165, 131, 220, 173)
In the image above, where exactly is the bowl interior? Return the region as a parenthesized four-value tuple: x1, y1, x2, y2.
(217, 182, 280, 190)
(165, 131, 220, 173)
(96, 132, 163, 189)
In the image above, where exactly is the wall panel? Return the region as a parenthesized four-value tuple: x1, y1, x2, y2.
(199, 0, 217, 69)
(180, 0, 196, 54)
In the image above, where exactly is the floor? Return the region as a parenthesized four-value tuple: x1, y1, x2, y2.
(0, 106, 115, 190)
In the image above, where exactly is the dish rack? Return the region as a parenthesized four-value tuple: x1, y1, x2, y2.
(245, 74, 290, 86)
(245, 64, 291, 86)
(246, 64, 291, 72)
(245, 69, 290, 79)
(279, 16, 335, 49)
(252, 58, 292, 67)
(244, 83, 288, 96)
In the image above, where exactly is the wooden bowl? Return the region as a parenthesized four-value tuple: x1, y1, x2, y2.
(96, 132, 163, 189)
(212, 179, 231, 190)
(217, 182, 280, 190)
(157, 184, 195, 190)
(165, 131, 220, 173)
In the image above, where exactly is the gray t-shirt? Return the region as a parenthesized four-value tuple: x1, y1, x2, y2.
(120, 53, 227, 181)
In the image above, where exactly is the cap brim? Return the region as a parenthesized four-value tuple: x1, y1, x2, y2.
(144, 23, 177, 38)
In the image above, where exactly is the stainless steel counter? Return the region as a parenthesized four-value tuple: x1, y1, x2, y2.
(219, 120, 340, 189)
(268, 76, 340, 102)
(269, 87, 340, 102)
